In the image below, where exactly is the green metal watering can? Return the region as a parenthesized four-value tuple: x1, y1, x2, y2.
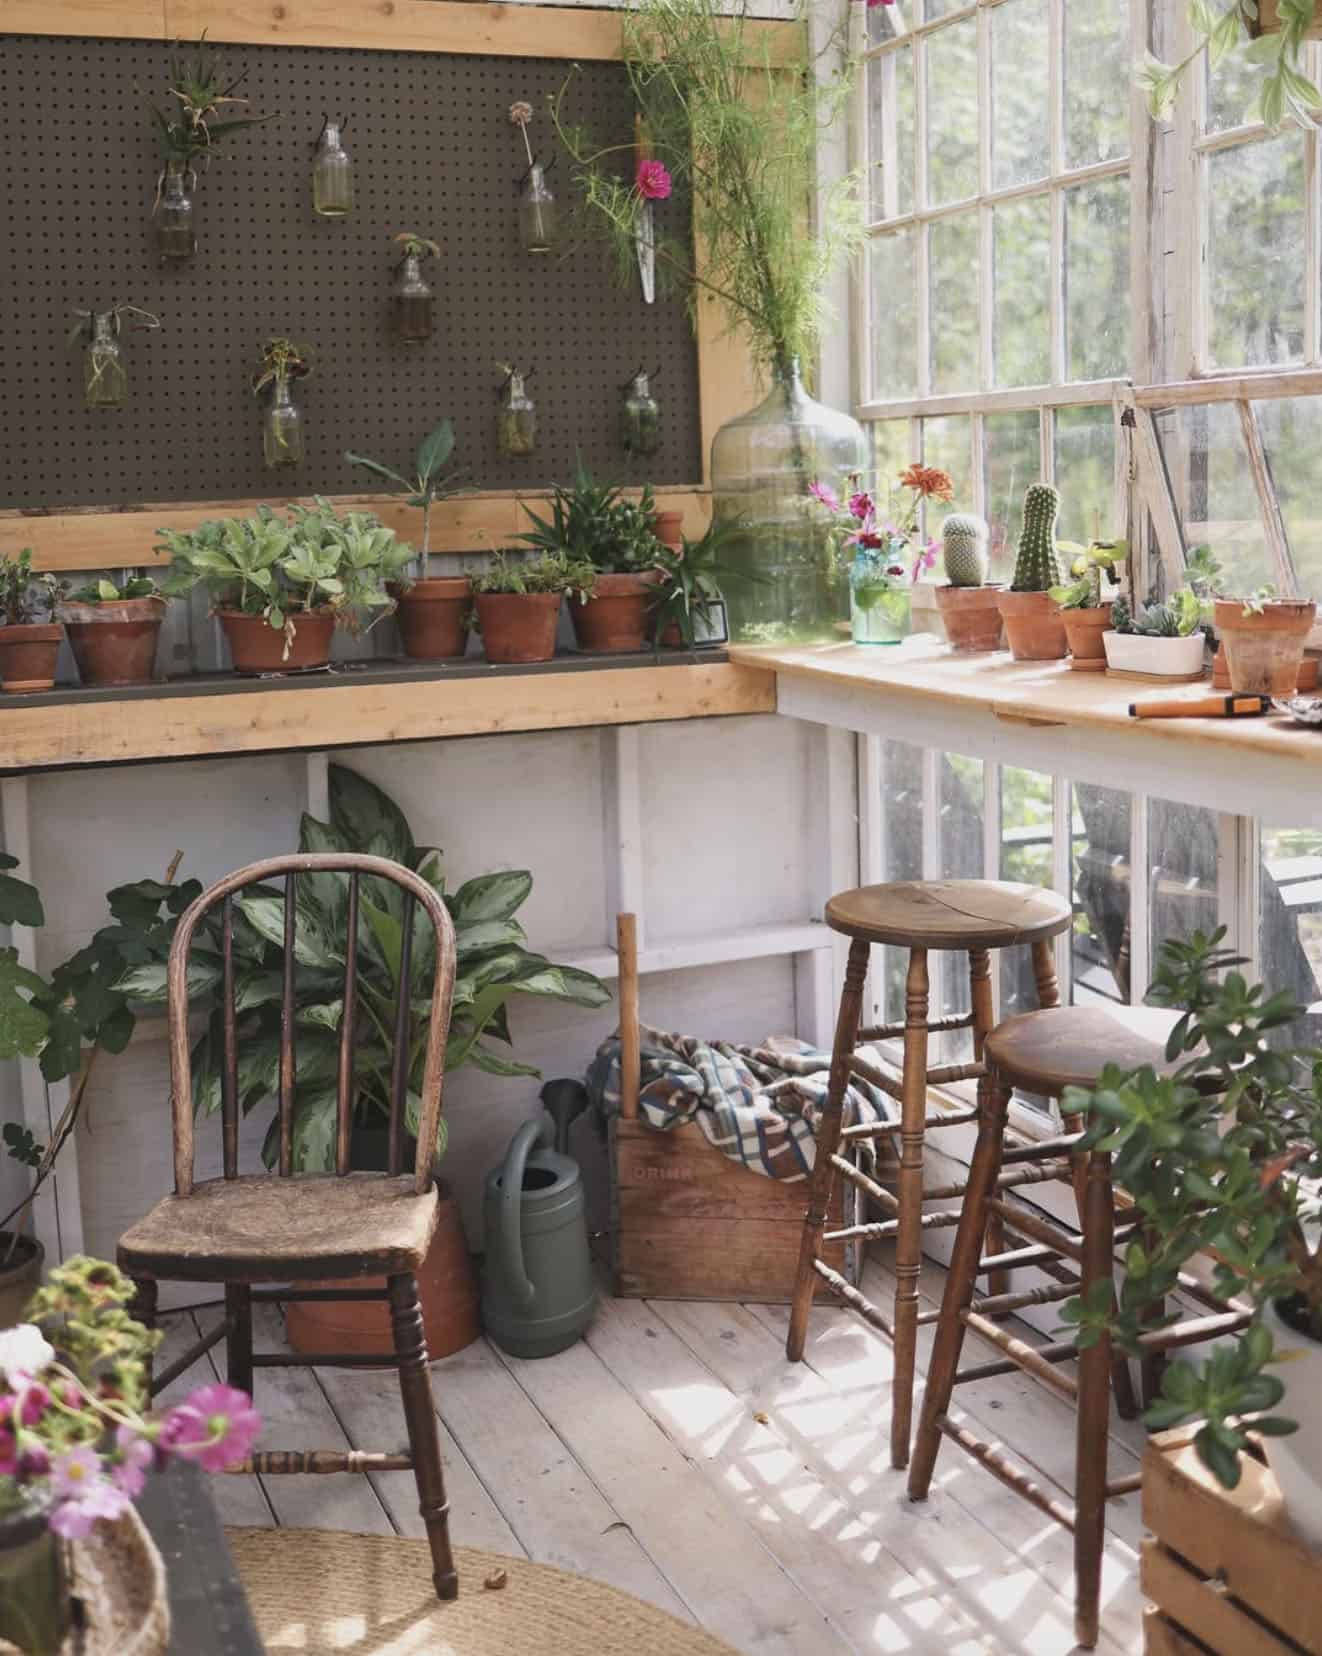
(481, 1079, 596, 1359)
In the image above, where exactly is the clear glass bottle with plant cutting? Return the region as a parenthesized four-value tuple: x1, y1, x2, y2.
(252, 337, 312, 469)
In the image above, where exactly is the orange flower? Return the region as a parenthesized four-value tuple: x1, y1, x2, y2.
(898, 464, 955, 502)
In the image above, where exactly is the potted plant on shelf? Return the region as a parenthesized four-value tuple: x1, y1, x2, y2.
(1063, 926, 1322, 1546)
(60, 576, 167, 688)
(471, 552, 595, 665)
(346, 419, 472, 661)
(519, 462, 665, 653)
(0, 551, 64, 695)
(934, 513, 1002, 651)
(1141, 0, 1322, 132)
(157, 499, 413, 673)
(1105, 545, 1219, 679)
(997, 484, 1068, 661)
(651, 516, 748, 649)
(1049, 539, 1124, 672)
(1214, 585, 1317, 696)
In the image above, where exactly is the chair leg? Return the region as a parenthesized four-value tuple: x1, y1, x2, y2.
(225, 1283, 254, 1396)
(388, 1271, 457, 1602)
(130, 1277, 159, 1395)
(967, 947, 1009, 1304)
(1031, 939, 1060, 1010)
(907, 1074, 1010, 1502)
(1074, 1151, 1115, 1651)
(786, 936, 870, 1364)
(890, 946, 930, 1470)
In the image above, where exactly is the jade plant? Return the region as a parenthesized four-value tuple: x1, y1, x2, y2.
(0, 550, 62, 628)
(345, 420, 466, 564)
(1049, 540, 1126, 610)
(941, 514, 990, 588)
(1010, 484, 1063, 593)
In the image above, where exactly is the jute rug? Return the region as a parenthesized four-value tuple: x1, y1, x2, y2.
(228, 1527, 743, 1656)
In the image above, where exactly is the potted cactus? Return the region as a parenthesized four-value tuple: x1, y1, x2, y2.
(996, 484, 1068, 662)
(933, 514, 1002, 651)
(1049, 539, 1123, 672)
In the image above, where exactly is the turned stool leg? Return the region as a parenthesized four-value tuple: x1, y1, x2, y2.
(890, 947, 930, 1470)
(225, 1283, 254, 1397)
(1074, 1151, 1116, 1650)
(908, 1073, 1011, 1500)
(968, 947, 1009, 1303)
(787, 937, 870, 1363)
(130, 1277, 159, 1396)
(389, 1271, 458, 1601)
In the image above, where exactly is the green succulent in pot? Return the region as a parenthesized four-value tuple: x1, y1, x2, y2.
(518, 457, 663, 576)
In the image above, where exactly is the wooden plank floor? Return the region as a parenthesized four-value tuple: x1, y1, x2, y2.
(170, 1253, 1147, 1656)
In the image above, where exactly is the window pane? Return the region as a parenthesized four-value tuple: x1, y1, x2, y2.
(993, 195, 1051, 387)
(867, 47, 915, 221)
(867, 0, 910, 47)
(921, 0, 965, 24)
(1260, 826, 1322, 1046)
(1207, 136, 1305, 370)
(1065, 176, 1129, 381)
(1064, 2, 1129, 167)
(940, 753, 985, 1059)
(925, 18, 978, 207)
(991, 0, 1049, 190)
(984, 410, 1041, 583)
(1053, 406, 1115, 545)
(870, 229, 918, 399)
(873, 418, 912, 499)
(929, 212, 979, 394)
(1147, 801, 1219, 967)
(1000, 767, 1054, 1018)
(1205, 46, 1271, 136)
(881, 739, 924, 1023)
(1072, 784, 1130, 1007)
(1255, 397, 1322, 595)
(1153, 403, 1271, 594)
(920, 415, 973, 555)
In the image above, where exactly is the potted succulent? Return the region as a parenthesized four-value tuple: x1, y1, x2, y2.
(471, 552, 595, 665)
(346, 419, 472, 661)
(1214, 585, 1317, 696)
(0, 552, 64, 694)
(157, 499, 413, 673)
(60, 576, 167, 688)
(1104, 545, 1219, 679)
(519, 461, 665, 653)
(997, 484, 1068, 661)
(1049, 539, 1124, 672)
(934, 513, 1002, 651)
(651, 516, 748, 649)
(1063, 926, 1322, 1545)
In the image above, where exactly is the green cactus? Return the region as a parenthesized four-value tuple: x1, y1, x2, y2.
(941, 513, 989, 587)
(1011, 484, 1062, 592)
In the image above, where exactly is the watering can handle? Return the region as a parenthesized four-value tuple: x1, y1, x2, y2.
(499, 1114, 553, 1309)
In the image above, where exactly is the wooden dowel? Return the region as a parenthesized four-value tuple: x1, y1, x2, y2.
(959, 1311, 1080, 1399)
(388, 891, 415, 1177)
(1135, 1309, 1254, 1352)
(823, 1208, 963, 1243)
(221, 894, 238, 1180)
(828, 1152, 889, 1205)
(336, 872, 360, 1176)
(250, 1351, 401, 1368)
(847, 1052, 904, 1102)
(151, 1319, 230, 1394)
(935, 1417, 1076, 1530)
(617, 912, 640, 1122)
(231, 1450, 413, 1476)
(1001, 1133, 1085, 1164)
(925, 1061, 985, 1086)
(972, 1278, 1082, 1318)
(811, 1258, 895, 1339)
(278, 871, 297, 1177)
(857, 1012, 973, 1041)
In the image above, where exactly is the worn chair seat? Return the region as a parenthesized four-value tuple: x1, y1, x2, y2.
(118, 1173, 440, 1284)
(825, 879, 1071, 948)
(984, 1004, 1183, 1098)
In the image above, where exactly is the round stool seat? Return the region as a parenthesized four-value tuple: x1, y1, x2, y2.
(985, 1004, 1183, 1098)
(825, 880, 1071, 949)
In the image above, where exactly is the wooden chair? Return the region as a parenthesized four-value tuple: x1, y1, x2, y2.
(786, 878, 1075, 1471)
(906, 1004, 1249, 1650)
(117, 852, 461, 1602)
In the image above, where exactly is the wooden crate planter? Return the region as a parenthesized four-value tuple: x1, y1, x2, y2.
(1142, 1429, 1322, 1654)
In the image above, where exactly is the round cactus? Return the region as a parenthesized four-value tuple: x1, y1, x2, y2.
(941, 513, 989, 587)
(1011, 484, 1062, 593)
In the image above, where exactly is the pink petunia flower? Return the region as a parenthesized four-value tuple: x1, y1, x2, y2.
(50, 1479, 129, 1540)
(165, 1383, 260, 1473)
(636, 158, 672, 201)
(808, 480, 841, 511)
(112, 1425, 156, 1498)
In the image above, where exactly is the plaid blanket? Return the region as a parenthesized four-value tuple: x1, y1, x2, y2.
(586, 1024, 895, 1183)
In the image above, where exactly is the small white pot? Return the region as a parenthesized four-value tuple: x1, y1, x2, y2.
(1102, 630, 1207, 678)
(1263, 1298, 1322, 1550)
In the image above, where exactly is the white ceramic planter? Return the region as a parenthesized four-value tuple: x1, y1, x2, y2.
(1264, 1298, 1322, 1551)
(1102, 630, 1207, 678)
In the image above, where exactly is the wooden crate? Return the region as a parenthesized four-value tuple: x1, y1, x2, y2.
(1142, 1430, 1322, 1655)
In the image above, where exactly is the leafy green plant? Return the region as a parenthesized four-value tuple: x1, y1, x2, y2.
(66, 576, 162, 604)
(472, 551, 596, 601)
(1242, 583, 1280, 615)
(345, 420, 466, 563)
(252, 337, 311, 397)
(1112, 545, 1222, 638)
(518, 458, 663, 575)
(1141, 0, 1322, 132)
(650, 516, 758, 648)
(150, 36, 273, 170)
(0, 550, 63, 628)
(393, 230, 440, 261)
(1060, 926, 1322, 1489)
(1049, 539, 1126, 610)
(93, 766, 611, 1171)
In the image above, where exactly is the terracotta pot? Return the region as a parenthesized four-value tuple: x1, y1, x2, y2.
(934, 584, 1004, 652)
(1233, 650, 1322, 691)
(652, 510, 684, 549)
(475, 591, 562, 664)
(569, 571, 663, 654)
(285, 1183, 480, 1363)
(219, 608, 336, 674)
(996, 590, 1068, 661)
(1214, 598, 1317, 695)
(391, 577, 472, 661)
(62, 597, 165, 687)
(1061, 601, 1115, 672)
(0, 622, 63, 693)
(0, 1233, 42, 1328)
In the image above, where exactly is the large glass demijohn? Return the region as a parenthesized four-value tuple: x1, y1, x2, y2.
(711, 358, 867, 642)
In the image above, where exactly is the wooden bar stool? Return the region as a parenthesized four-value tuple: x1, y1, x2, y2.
(906, 1004, 1250, 1650)
(786, 878, 1072, 1471)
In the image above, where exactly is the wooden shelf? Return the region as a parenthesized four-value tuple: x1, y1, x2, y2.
(0, 654, 776, 773)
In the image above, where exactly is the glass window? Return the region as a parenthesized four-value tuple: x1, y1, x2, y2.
(928, 212, 979, 395)
(939, 753, 985, 1061)
(991, 0, 1049, 191)
(920, 415, 974, 539)
(881, 740, 924, 1024)
(984, 409, 1041, 580)
(866, 48, 915, 222)
(1256, 397, 1322, 593)
(925, 18, 979, 208)
(999, 766, 1053, 1016)
(873, 419, 912, 498)
(1072, 784, 1129, 1006)
(1260, 826, 1322, 1048)
(1153, 402, 1271, 594)
(870, 230, 918, 401)
(1148, 801, 1219, 963)
(1054, 406, 1116, 545)
(1206, 135, 1306, 371)
(1064, 3, 1129, 167)
(993, 195, 1052, 388)
(1065, 177, 1130, 382)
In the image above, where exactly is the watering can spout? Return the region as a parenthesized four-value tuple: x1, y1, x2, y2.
(539, 1077, 589, 1155)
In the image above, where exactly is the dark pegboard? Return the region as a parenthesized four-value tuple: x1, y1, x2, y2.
(0, 36, 702, 513)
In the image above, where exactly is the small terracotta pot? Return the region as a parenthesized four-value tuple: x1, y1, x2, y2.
(1223, 647, 1322, 691)
(652, 510, 684, 549)
(569, 571, 663, 654)
(0, 1233, 43, 1329)
(996, 590, 1068, 661)
(934, 584, 1004, 652)
(219, 608, 336, 674)
(1214, 598, 1317, 695)
(0, 622, 63, 692)
(62, 597, 166, 687)
(475, 591, 562, 664)
(391, 577, 472, 661)
(285, 1183, 480, 1363)
(1061, 602, 1114, 672)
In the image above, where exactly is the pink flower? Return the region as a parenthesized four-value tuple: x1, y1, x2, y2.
(848, 492, 874, 522)
(18, 1443, 50, 1479)
(866, 0, 896, 8)
(636, 158, 672, 201)
(910, 542, 937, 582)
(50, 1479, 129, 1540)
(165, 1383, 260, 1472)
(112, 1425, 155, 1498)
(16, 1383, 49, 1428)
(0, 1427, 16, 1478)
(808, 480, 841, 511)
(51, 1444, 103, 1501)
(854, 531, 884, 550)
